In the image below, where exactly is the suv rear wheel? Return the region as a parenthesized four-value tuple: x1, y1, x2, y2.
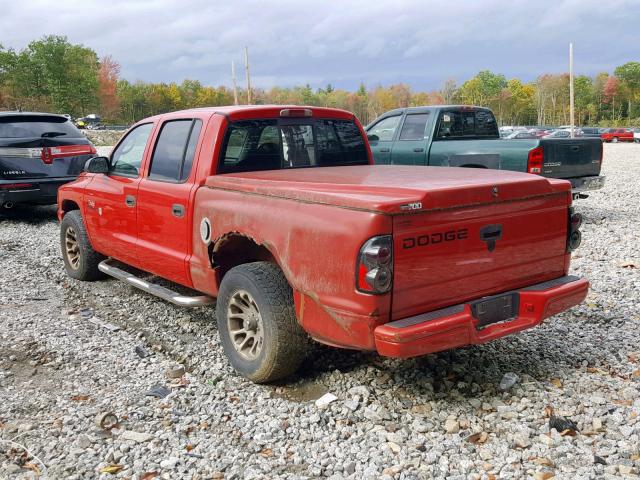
(60, 210, 105, 281)
(216, 261, 307, 383)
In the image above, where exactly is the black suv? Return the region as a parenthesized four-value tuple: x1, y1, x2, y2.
(0, 112, 96, 208)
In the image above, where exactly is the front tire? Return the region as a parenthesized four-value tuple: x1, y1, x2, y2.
(60, 210, 105, 281)
(216, 262, 307, 383)
(612, 137, 619, 143)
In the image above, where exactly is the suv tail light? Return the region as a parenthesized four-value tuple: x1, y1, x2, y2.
(527, 146, 544, 174)
(41, 144, 97, 164)
(567, 207, 582, 252)
(356, 235, 393, 294)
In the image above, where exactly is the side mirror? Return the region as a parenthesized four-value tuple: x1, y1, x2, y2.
(367, 134, 379, 142)
(84, 156, 109, 174)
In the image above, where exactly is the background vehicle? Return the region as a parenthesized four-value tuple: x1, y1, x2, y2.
(365, 106, 605, 197)
(581, 127, 603, 138)
(601, 128, 634, 143)
(634, 128, 640, 143)
(0, 112, 96, 208)
(505, 131, 537, 139)
(58, 105, 588, 383)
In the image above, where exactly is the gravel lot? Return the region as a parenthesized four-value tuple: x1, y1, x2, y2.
(1, 144, 639, 480)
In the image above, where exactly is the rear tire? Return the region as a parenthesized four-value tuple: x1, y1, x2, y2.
(60, 210, 105, 281)
(216, 261, 307, 383)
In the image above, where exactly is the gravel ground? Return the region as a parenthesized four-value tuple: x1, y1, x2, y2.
(1, 144, 639, 480)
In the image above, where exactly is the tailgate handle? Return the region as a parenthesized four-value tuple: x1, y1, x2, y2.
(480, 224, 502, 252)
(379, 148, 390, 153)
(570, 146, 579, 152)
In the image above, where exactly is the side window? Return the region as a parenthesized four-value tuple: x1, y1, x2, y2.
(399, 113, 429, 141)
(436, 110, 498, 139)
(368, 116, 401, 142)
(436, 111, 463, 139)
(148, 119, 202, 182)
(110, 123, 153, 176)
(180, 120, 202, 181)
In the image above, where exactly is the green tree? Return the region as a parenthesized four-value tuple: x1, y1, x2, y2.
(614, 62, 640, 118)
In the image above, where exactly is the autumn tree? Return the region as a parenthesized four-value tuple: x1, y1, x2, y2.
(98, 55, 121, 121)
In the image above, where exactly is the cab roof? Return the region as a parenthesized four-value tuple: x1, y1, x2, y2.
(145, 105, 357, 123)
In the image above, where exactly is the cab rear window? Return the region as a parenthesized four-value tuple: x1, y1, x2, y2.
(218, 119, 368, 174)
(0, 116, 82, 138)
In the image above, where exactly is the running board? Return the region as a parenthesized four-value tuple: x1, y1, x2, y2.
(98, 260, 215, 307)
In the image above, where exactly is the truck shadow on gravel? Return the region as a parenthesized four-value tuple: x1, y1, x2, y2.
(0, 205, 57, 224)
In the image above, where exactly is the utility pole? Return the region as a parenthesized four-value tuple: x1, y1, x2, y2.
(569, 42, 575, 138)
(244, 46, 252, 104)
(231, 60, 239, 106)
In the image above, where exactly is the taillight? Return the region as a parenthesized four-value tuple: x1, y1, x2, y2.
(567, 207, 582, 252)
(0, 183, 34, 190)
(41, 144, 97, 164)
(527, 146, 544, 174)
(356, 235, 393, 294)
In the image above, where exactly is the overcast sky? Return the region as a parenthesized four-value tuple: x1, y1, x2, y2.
(1, 0, 638, 91)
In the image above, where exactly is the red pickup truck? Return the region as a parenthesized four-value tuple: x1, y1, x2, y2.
(57, 106, 588, 382)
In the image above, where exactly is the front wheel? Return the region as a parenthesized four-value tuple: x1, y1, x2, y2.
(216, 262, 308, 383)
(60, 210, 105, 281)
(612, 137, 619, 143)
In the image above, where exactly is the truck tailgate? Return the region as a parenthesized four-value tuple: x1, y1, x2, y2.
(392, 190, 569, 320)
(539, 137, 602, 179)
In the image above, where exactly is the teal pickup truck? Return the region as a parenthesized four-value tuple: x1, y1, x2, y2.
(365, 106, 605, 197)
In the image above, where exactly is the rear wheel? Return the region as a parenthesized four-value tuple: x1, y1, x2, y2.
(60, 210, 105, 281)
(216, 261, 307, 383)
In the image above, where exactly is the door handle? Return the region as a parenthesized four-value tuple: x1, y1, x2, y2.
(380, 148, 390, 153)
(413, 147, 425, 152)
(172, 204, 185, 218)
(125, 195, 136, 207)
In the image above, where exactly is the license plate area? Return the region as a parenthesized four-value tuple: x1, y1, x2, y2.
(470, 292, 520, 328)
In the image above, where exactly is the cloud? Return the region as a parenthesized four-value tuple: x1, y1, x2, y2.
(1, 0, 638, 90)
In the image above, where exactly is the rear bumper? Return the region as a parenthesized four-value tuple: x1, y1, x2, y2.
(0, 177, 76, 205)
(569, 175, 605, 192)
(374, 275, 589, 358)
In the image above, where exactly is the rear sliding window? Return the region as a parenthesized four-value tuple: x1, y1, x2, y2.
(218, 119, 368, 174)
(435, 110, 499, 140)
(0, 116, 81, 138)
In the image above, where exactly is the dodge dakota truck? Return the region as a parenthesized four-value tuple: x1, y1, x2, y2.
(366, 106, 605, 197)
(57, 105, 588, 383)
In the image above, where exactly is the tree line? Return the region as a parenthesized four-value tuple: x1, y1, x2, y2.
(1, 36, 640, 127)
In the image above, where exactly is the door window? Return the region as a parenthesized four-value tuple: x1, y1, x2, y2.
(399, 113, 430, 141)
(368, 116, 401, 142)
(110, 123, 153, 176)
(148, 119, 202, 182)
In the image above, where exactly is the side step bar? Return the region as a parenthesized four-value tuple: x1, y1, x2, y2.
(98, 260, 215, 307)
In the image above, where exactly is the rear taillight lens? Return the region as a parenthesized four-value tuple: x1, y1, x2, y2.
(527, 146, 544, 174)
(356, 235, 393, 294)
(567, 207, 582, 252)
(41, 144, 97, 164)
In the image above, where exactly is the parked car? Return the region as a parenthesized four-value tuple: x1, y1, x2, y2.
(581, 127, 603, 138)
(58, 105, 588, 383)
(601, 128, 634, 143)
(365, 106, 605, 198)
(505, 131, 537, 139)
(0, 112, 96, 208)
(633, 128, 640, 143)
